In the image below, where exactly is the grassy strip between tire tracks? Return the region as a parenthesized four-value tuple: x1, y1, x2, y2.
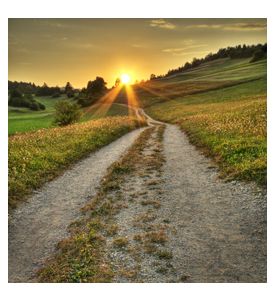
(37, 126, 160, 282)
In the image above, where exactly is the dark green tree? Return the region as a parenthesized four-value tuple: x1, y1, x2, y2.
(65, 82, 74, 98)
(86, 77, 107, 95)
(150, 74, 156, 80)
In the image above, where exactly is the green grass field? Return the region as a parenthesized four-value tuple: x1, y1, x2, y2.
(142, 58, 267, 185)
(8, 96, 133, 135)
(8, 95, 65, 135)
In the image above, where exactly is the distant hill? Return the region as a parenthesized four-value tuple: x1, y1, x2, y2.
(150, 43, 267, 80)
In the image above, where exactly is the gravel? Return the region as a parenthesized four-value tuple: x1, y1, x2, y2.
(103, 123, 266, 282)
(8, 127, 145, 283)
(161, 124, 266, 282)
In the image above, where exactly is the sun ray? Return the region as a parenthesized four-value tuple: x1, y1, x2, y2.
(125, 84, 140, 115)
(124, 84, 146, 125)
(137, 83, 172, 101)
(82, 85, 123, 118)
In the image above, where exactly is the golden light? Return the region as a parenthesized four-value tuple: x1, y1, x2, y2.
(120, 73, 131, 85)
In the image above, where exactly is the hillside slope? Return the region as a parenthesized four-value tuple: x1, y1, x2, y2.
(138, 58, 267, 185)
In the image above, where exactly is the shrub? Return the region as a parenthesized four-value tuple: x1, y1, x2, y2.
(9, 90, 46, 111)
(9, 89, 23, 99)
(8, 96, 30, 108)
(29, 102, 40, 111)
(250, 50, 266, 63)
(54, 100, 81, 126)
(52, 92, 61, 98)
(67, 91, 75, 98)
(38, 102, 46, 110)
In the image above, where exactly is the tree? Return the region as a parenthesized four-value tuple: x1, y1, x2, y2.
(53, 100, 81, 126)
(35, 83, 61, 97)
(8, 89, 45, 110)
(65, 82, 74, 98)
(29, 102, 40, 111)
(10, 89, 23, 99)
(115, 78, 121, 87)
(250, 49, 266, 63)
(150, 74, 156, 80)
(8, 89, 27, 107)
(86, 77, 107, 95)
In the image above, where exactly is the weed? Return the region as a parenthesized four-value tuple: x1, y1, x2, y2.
(140, 200, 161, 209)
(113, 237, 129, 248)
(156, 250, 173, 259)
(145, 230, 167, 244)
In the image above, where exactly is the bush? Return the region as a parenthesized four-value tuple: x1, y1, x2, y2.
(250, 50, 266, 63)
(52, 92, 61, 98)
(9, 90, 46, 111)
(29, 102, 40, 111)
(10, 89, 23, 99)
(54, 100, 81, 126)
(77, 97, 95, 107)
(9, 96, 30, 108)
(38, 102, 46, 110)
(67, 91, 75, 98)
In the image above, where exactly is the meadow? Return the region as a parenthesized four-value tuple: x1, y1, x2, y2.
(8, 96, 61, 135)
(8, 96, 132, 135)
(8, 116, 143, 208)
(143, 58, 267, 185)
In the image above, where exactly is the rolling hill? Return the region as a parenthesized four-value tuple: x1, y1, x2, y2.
(135, 57, 266, 185)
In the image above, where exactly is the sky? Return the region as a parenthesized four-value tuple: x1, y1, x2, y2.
(8, 18, 267, 88)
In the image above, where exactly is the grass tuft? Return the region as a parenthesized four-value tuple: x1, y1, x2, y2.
(112, 237, 129, 248)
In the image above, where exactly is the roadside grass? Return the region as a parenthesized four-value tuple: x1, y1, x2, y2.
(9, 116, 144, 208)
(9, 95, 133, 135)
(147, 80, 266, 185)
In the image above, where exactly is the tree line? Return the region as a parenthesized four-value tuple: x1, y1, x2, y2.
(8, 76, 109, 111)
(149, 43, 267, 80)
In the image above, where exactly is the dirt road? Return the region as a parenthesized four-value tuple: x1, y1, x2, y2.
(9, 109, 266, 282)
(8, 127, 146, 282)
(94, 123, 266, 282)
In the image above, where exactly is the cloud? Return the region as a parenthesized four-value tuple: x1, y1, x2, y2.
(70, 43, 95, 49)
(163, 44, 208, 55)
(149, 19, 176, 30)
(185, 22, 266, 31)
(224, 22, 267, 31)
(131, 44, 145, 48)
(172, 50, 208, 57)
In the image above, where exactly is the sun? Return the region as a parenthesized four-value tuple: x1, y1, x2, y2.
(120, 73, 131, 85)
